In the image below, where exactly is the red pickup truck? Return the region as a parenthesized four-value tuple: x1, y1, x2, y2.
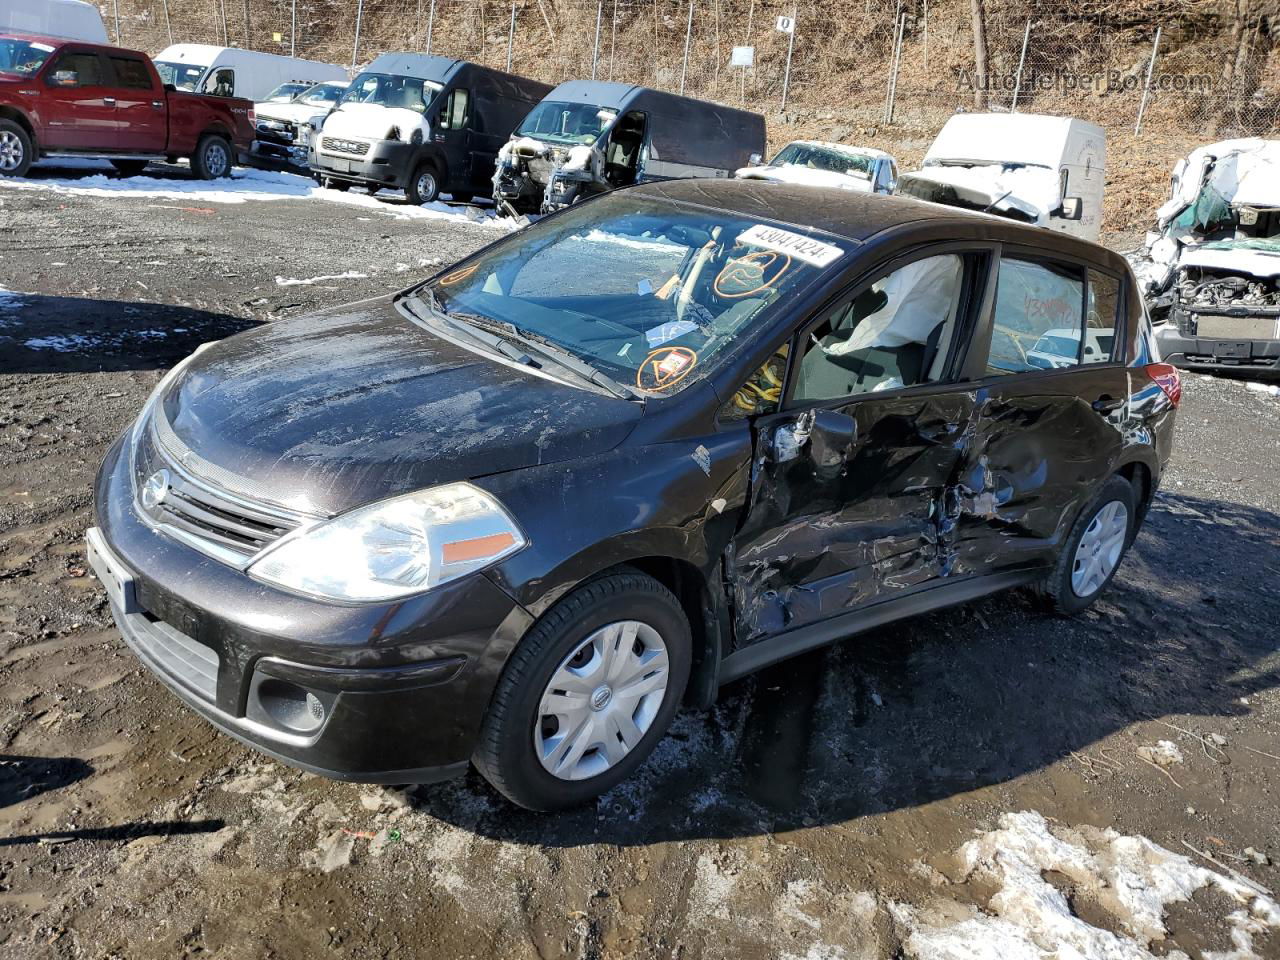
(0, 33, 254, 179)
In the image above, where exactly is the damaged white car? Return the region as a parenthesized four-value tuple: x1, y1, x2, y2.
(734, 141, 898, 194)
(896, 113, 1105, 242)
(1131, 138, 1280, 376)
(251, 80, 347, 168)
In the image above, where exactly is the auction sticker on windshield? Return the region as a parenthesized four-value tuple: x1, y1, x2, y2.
(737, 224, 844, 268)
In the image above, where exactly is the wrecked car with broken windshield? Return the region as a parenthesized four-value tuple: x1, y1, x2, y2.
(492, 80, 765, 215)
(87, 180, 1178, 812)
(1131, 138, 1280, 376)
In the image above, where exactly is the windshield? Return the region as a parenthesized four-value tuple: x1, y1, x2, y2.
(516, 101, 617, 145)
(300, 82, 344, 105)
(154, 60, 206, 91)
(418, 193, 846, 394)
(771, 143, 874, 178)
(264, 81, 310, 102)
(0, 38, 56, 75)
(340, 72, 442, 113)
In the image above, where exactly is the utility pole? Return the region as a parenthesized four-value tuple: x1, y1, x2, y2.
(291, 0, 297, 56)
(680, 1, 694, 96)
(779, 6, 797, 111)
(162, 0, 173, 45)
(426, 0, 436, 54)
(507, 2, 517, 71)
(591, 2, 602, 80)
(352, 0, 364, 72)
(1011, 18, 1031, 112)
(1135, 25, 1162, 135)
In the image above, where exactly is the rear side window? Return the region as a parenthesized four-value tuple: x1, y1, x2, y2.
(46, 52, 103, 88)
(987, 257, 1088, 374)
(108, 56, 152, 90)
(1084, 269, 1120, 366)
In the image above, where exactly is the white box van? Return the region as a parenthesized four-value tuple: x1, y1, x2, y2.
(1, 0, 109, 43)
(897, 113, 1106, 242)
(152, 44, 346, 103)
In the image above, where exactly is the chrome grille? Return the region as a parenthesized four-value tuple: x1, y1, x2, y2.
(322, 136, 369, 156)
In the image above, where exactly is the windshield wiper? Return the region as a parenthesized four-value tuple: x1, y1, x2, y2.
(405, 291, 639, 401)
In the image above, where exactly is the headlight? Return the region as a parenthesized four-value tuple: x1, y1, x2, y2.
(247, 482, 526, 602)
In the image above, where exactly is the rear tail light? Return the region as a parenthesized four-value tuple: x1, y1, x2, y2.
(1146, 362, 1181, 407)
(247, 107, 256, 127)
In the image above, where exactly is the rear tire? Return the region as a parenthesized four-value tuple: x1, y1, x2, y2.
(322, 176, 349, 192)
(191, 134, 233, 179)
(0, 120, 34, 178)
(473, 569, 692, 811)
(1039, 475, 1137, 615)
(405, 162, 440, 205)
(110, 159, 149, 177)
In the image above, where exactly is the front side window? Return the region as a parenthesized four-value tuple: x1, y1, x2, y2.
(516, 101, 616, 144)
(46, 51, 103, 88)
(439, 88, 469, 130)
(0, 38, 55, 76)
(792, 254, 966, 402)
(418, 193, 847, 395)
(154, 60, 205, 91)
(340, 73, 442, 113)
(988, 257, 1087, 374)
(108, 56, 152, 90)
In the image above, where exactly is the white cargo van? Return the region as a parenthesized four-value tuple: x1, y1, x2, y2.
(152, 44, 346, 103)
(1, 0, 109, 43)
(897, 113, 1106, 242)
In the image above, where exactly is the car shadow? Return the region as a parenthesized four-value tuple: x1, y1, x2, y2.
(0, 292, 259, 374)
(0, 819, 226, 847)
(411, 491, 1280, 845)
(0, 754, 94, 810)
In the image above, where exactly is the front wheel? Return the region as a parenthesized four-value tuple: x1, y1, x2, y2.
(321, 176, 350, 192)
(473, 569, 691, 811)
(0, 120, 34, 178)
(405, 162, 439, 205)
(191, 134, 232, 179)
(1039, 475, 1137, 614)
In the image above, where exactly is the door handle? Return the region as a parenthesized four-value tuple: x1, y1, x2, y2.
(1092, 395, 1124, 413)
(103, 96, 116, 105)
(152, 100, 164, 109)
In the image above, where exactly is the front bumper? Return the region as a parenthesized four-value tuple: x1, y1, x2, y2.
(90, 434, 534, 782)
(1155, 322, 1280, 375)
(311, 139, 415, 189)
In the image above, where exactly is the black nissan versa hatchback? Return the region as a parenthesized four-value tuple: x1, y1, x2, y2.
(88, 180, 1180, 811)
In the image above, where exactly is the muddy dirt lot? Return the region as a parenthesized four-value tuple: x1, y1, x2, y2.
(1, 167, 1279, 960)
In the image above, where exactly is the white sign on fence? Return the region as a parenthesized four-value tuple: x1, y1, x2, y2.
(775, 15, 795, 34)
(731, 45, 754, 67)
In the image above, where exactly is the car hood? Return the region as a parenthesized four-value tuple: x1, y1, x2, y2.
(157, 296, 642, 516)
(734, 165, 874, 191)
(322, 102, 430, 141)
(897, 164, 1056, 221)
(256, 100, 328, 125)
(1178, 238, 1280, 278)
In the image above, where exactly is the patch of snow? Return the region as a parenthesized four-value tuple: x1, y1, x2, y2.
(275, 271, 369, 286)
(896, 810, 1280, 960)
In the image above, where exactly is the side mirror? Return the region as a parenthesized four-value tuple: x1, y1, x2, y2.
(51, 70, 78, 87)
(1057, 196, 1083, 221)
(748, 153, 764, 167)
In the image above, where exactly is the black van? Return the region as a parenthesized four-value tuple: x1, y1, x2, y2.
(310, 53, 551, 204)
(493, 80, 766, 214)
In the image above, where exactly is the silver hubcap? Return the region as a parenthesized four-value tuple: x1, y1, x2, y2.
(0, 131, 24, 172)
(416, 171, 436, 202)
(205, 143, 228, 176)
(535, 621, 669, 781)
(1071, 499, 1128, 597)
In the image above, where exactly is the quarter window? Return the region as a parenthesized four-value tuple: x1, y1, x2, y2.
(987, 257, 1087, 374)
(47, 52, 103, 87)
(108, 56, 152, 90)
(792, 254, 966, 402)
(1084, 269, 1120, 365)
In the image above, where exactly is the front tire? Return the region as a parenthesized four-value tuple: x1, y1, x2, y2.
(322, 176, 350, 192)
(1040, 475, 1137, 614)
(191, 134, 233, 179)
(0, 120, 34, 178)
(473, 569, 691, 811)
(405, 162, 440, 205)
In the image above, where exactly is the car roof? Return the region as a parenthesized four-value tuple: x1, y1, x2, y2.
(1, 30, 147, 58)
(627, 178, 1127, 271)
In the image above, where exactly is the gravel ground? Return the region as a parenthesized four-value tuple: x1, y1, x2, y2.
(1, 165, 1279, 960)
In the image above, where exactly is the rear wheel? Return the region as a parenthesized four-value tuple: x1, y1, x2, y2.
(473, 569, 691, 811)
(110, 159, 149, 177)
(1039, 475, 1136, 614)
(405, 162, 439, 205)
(0, 120, 34, 178)
(191, 134, 232, 179)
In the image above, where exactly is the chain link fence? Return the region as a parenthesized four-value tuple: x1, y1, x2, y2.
(99, 0, 1280, 146)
